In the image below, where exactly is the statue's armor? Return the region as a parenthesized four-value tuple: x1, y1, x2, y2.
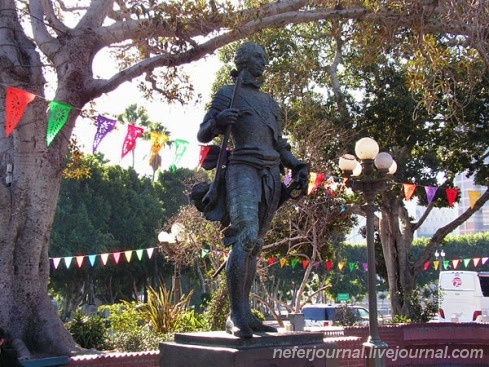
(200, 83, 286, 252)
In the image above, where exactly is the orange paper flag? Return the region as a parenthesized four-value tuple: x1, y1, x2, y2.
(5, 87, 36, 136)
(402, 183, 416, 201)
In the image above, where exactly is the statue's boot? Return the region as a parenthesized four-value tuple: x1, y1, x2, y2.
(226, 315, 253, 338)
(243, 240, 277, 333)
(226, 245, 254, 338)
(245, 310, 278, 332)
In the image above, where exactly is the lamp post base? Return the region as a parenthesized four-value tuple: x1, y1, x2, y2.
(363, 339, 388, 367)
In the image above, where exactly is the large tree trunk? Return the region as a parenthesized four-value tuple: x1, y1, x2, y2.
(379, 195, 416, 317)
(0, 0, 81, 355)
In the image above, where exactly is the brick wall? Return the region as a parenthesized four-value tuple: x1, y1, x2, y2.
(69, 351, 159, 367)
(66, 324, 489, 367)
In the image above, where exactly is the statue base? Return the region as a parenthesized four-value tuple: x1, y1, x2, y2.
(159, 330, 339, 367)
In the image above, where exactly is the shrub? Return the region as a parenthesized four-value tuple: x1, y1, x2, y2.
(67, 310, 106, 349)
(105, 327, 170, 352)
(203, 278, 229, 331)
(137, 283, 193, 333)
(392, 314, 411, 323)
(405, 285, 439, 323)
(176, 308, 209, 333)
(98, 302, 143, 332)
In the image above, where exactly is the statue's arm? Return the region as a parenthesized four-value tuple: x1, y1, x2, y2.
(274, 101, 310, 187)
(197, 87, 234, 143)
(197, 109, 222, 143)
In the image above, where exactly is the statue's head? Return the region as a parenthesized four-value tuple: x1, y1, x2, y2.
(234, 42, 267, 74)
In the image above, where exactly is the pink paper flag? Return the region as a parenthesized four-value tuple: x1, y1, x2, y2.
(113, 252, 122, 264)
(121, 124, 144, 158)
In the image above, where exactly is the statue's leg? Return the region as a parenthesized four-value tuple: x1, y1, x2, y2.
(225, 241, 253, 338)
(244, 246, 278, 332)
(242, 166, 281, 332)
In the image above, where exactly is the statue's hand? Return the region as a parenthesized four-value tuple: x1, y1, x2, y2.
(292, 163, 310, 192)
(215, 108, 239, 127)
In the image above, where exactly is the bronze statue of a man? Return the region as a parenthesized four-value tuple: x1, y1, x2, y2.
(197, 42, 309, 338)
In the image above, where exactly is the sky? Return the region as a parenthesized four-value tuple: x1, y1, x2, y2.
(72, 54, 221, 177)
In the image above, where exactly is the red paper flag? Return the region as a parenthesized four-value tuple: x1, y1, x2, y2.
(402, 183, 416, 201)
(5, 87, 36, 136)
(302, 260, 309, 269)
(326, 261, 333, 271)
(267, 257, 275, 266)
(307, 172, 325, 195)
(198, 145, 211, 168)
(445, 188, 458, 207)
(75, 256, 84, 268)
(423, 261, 430, 271)
(121, 124, 144, 158)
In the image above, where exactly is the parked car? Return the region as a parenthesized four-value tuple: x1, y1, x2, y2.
(301, 304, 369, 327)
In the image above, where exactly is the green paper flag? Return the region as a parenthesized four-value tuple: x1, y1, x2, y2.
(136, 249, 144, 261)
(463, 258, 471, 268)
(442, 260, 449, 270)
(291, 258, 299, 269)
(171, 138, 189, 171)
(47, 101, 72, 146)
(348, 262, 356, 272)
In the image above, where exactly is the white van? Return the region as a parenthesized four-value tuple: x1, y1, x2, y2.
(438, 271, 489, 322)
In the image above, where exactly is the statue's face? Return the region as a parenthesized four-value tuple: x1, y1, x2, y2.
(246, 45, 267, 78)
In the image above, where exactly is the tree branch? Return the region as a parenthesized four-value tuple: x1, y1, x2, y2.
(29, 0, 60, 57)
(413, 186, 489, 272)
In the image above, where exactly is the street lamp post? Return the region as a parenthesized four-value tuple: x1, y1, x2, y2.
(158, 223, 185, 304)
(339, 137, 397, 367)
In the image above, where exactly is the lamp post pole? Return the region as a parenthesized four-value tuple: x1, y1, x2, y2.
(339, 138, 397, 367)
(158, 223, 185, 304)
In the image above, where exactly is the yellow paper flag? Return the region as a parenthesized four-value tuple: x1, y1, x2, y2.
(468, 190, 481, 209)
(149, 131, 169, 164)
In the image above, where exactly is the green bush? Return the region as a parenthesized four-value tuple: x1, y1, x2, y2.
(99, 302, 143, 332)
(105, 327, 170, 352)
(404, 285, 439, 323)
(176, 308, 209, 333)
(251, 308, 265, 322)
(203, 278, 229, 331)
(391, 314, 411, 323)
(67, 310, 106, 349)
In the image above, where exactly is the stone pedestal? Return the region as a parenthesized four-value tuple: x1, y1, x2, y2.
(160, 331, 339, 367)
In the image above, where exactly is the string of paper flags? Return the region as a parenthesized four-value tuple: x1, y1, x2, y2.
(4, 86, 189, 168)
(4, 86, 483, 204)
(50, 244, 489, 273)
